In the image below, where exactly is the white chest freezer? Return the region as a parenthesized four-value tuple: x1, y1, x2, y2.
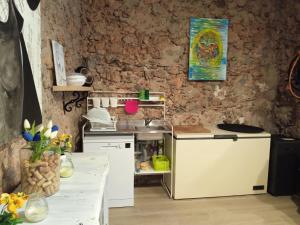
(172, 126, 271, 199)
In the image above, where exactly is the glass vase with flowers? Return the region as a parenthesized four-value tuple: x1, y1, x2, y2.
(20, 119, 62, 197)
(53, 134, 75, 178)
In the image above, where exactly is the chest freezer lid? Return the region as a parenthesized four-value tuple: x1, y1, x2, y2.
(174, 125, 271, 139)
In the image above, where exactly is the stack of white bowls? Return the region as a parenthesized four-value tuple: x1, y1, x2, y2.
(66, 73, 87, 86)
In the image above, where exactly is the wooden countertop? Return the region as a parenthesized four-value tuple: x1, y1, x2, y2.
(173, 125, 211, 133)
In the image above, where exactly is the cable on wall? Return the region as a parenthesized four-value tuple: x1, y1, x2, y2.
(287, 50, 300, 99)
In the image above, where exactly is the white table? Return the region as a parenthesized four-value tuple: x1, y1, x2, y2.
(22, 153, 109, 225)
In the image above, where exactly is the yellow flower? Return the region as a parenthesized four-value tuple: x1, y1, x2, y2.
(58, 134, 67, 141)
(10, 193, 17, 199)
(51, 139, 60, 146)
(66, 134, 72, 139)
(17, 192, 28, 200)
(66, 142, 72, 149)
(7, 203, 17, 214)
(0, 193, 10, 205)
(13, 198, 25, 208)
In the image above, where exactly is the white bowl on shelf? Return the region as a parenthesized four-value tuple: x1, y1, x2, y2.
(66, 73, 87, 86)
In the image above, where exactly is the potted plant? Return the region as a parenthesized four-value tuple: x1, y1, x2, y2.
(20, 119, 61, 197)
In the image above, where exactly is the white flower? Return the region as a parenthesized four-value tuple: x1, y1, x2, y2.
(47, 120, 53, 129)
(24, 119, 30, 129)
(44, 128, 52, 138)
(50, 131, 58, 139)
(37, 125, 44, 132)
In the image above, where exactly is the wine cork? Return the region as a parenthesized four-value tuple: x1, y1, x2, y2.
(33, 170, 43, 180)
(44, 186, 51, 196)
(39, 166, 50, 174)
(27, 177, 36, 185)
(29, 160, 42, 168)
(44, 171, 55, 181)
(32, 185, 39, 193)
(43, 154, 49, 161)
(49, 154, 55, 162)
(25, 168, 31, 176)
(37, 178, 46, 187)
(42, 181, 52, 188)
(39, 161, 48, 167)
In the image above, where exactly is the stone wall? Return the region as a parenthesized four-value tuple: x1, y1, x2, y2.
(273, 0, 300, 138)
(41, 0, 85, 136)
(0, 138, 25, 193)
(81, 0, 281, 131)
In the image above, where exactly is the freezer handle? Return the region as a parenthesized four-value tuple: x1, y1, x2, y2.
(214, 134, 238, 141)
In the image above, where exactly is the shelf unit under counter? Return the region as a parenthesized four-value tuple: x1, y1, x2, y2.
(135, 168, 171, 176)
(134, 130, 173, 198)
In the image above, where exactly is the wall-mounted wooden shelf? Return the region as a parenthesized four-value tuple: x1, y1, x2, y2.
(52, 86, 93, 114)
(53, 86, 93, 92)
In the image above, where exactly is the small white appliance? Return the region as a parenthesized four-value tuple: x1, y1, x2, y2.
(83, 134, 134, 207)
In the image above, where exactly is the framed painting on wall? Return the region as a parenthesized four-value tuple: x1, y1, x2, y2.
(188, 18, 229, 81)
(52, 40, 67, 86)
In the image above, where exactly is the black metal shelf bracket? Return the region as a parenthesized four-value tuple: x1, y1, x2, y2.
(62, 91, 89, 114)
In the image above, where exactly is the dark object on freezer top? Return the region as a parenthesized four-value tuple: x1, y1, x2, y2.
(217, 123, 264, 133)
(268, 135, 300, 196)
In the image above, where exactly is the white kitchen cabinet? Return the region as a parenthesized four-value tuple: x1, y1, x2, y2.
(83, 135, 135, 207)
(172, 128, 271, 199)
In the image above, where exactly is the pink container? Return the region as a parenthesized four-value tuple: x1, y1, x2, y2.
(124, 100, 139, 114)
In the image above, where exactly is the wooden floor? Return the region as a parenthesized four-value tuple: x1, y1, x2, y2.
(110, 187, 300, 225)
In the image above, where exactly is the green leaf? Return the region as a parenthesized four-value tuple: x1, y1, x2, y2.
(0, 212, 23, 225)
(30, 120, 36, 136)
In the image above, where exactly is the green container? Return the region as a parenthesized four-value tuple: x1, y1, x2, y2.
(138, 89, 150, 100)
(152, 155, 170, 171)
(138, 90, 145, 100)
(144, 89, 149, 100)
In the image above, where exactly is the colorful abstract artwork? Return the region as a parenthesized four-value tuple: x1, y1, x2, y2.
(188, 18, 229, 81)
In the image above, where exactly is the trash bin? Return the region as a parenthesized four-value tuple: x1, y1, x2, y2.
(268, 135, 300, 196)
